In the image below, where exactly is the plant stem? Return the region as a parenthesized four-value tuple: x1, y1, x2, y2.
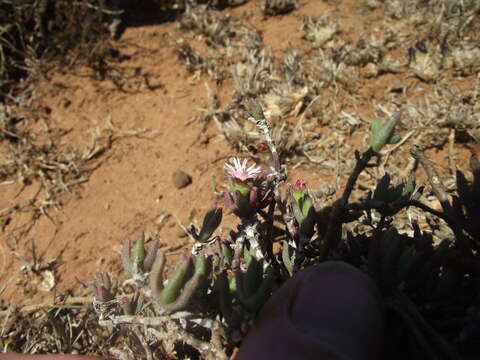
(411, 145, 471, 254)
(320, 148, 375, 260)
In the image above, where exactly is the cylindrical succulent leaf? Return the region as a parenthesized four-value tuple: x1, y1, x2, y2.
(120, 292, 143, 315)
(92, 273, 117, 302)
(244, 257, 263, 297)
(197, 207, 223, 243)
(221, 243, 233, 268)
(160, 256, 210, 313)
(149, 250, 166, 298)
(396, 245, 415, 281)
(387, 133, 402, 144)
(217, 271, 233, 320)
(281, 241, 294, 275)
(143, 239, 160, 272)
(370, 117, 382, 134)
(160, 255, 192, 305)
(299, 206, 316, 238)
(249, 186, 259, 206)
(380, 228, 403, 291)
(301, 195, 313, 218)
(243, 277, 274, 312)
(230, 181, 251, 198)
(224, 191, 237, 212)
(121, 239, 133, 275)
(236, 268, 274, 312)
(291, 198, 304, 224)
(132, 233, 146, 265)
(193, 254, 208, 276)
(369, 111, 401, 152)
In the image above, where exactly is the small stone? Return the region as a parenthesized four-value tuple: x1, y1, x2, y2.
(172, 170, 192, 189)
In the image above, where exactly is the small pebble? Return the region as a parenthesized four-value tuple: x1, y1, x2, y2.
(172, 170, 192, 189)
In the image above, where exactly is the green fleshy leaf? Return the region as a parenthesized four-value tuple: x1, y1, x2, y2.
(302, 195, 313, 217)
(198, 208, 223, 243)
(387, 133, 402, 144)
(291, 198, 304, 224)
(292, 189, 304, 204)
(373, 174, 391, 202)
(244, 257, 263, 297)
(221, 243, 233, 268)
(160, 256, 192, 305)
(230, 180, 251, 197)
(193, 255, 207, 276)
(371, 118, 382, 134)
(281, 241, 294, 274)
(228, 275, 237, 293)
(369, 112, 400, 152)
(132, 234, 146, 264)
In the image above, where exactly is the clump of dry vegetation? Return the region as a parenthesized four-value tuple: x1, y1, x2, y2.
(261, 0, 304, 16)
(173, 0, 479, 174)
(0, 297, 114, 356)
(0, 0, 115, 98)
(301, 13, 340, 48)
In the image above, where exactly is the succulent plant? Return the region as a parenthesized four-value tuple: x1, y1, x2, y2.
(369, 111, 402, 152)
(190, 207, 223, 243)
(235, 257, 274, 312)
(281, 240, 295, 276)
(288, 180, 316, 237)
(362, 172, 419, 217)
(92, 273, 118, 303)
(149, 251, 210, 312)
(118, 292, 144, 316)
(122, 233, 160, 278)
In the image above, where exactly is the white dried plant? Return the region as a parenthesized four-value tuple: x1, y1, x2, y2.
(175, 40, 219, 79)
(232, 48, 276, 98)
(342, 35, 383, 67)
(378, 54, 405, 74)
(311, 49, 359, 91)
(282, 49, 306, 87)
(261, 85, 309, 119)
(383, 0, 424, 19)
(179, 8, 234, 46)
(452, 44, 480, 76)
(301, 13, 341, 48)
(408, 42, 443, 83)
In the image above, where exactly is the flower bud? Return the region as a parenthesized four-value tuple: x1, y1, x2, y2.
(197, 207, 223, 243)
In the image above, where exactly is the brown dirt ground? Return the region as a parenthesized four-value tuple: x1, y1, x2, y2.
(0, 0, 477, 306)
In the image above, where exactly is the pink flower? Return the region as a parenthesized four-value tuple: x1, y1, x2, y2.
(224, 157, 262, 182)
(292, 179, 307, 190)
